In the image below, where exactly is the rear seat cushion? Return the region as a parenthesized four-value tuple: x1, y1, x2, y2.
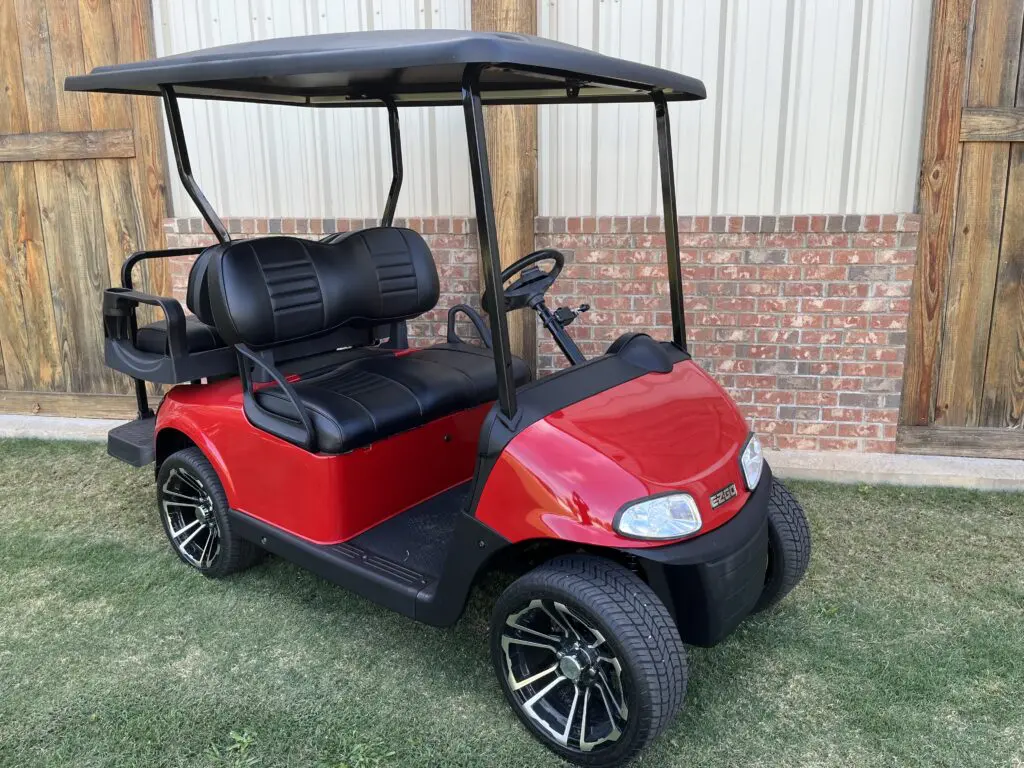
(136, 315, 224, 355)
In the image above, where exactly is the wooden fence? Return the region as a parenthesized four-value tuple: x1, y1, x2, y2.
(0, 0, 167, 419)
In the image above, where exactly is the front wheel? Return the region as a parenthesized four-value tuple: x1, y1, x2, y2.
(491, 555, 687, 767)
(752, 479, 811, 612)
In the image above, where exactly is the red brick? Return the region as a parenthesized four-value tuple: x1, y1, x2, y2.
(829, 283, 869, 297)
(819, 438, 861, 450)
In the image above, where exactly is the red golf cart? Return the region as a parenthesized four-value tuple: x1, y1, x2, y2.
(67, 30, 810, 766)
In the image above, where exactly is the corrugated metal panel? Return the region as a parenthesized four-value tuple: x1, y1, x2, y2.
(155, 0, 931, 217)
(538, 0, 933, 215)
(152, 0, 473, 218)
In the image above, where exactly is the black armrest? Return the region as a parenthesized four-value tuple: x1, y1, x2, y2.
(121, 246, 205, 290)
(236, 343, 317, 452)
(447, 304, 493, 348)
(103, 287, 189, 358)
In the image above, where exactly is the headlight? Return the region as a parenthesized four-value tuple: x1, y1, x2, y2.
(740, 432, 764, 490)
(613, 493, 702, 540)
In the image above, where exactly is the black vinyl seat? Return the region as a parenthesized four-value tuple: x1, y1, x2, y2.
(256, 348, 529, 453)
(136, 315, 224, 354)
(206, 230, 531, 453)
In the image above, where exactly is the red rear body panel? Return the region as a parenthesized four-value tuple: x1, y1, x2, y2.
(473, 360, 751, 548)
(156, 378, 488, 544)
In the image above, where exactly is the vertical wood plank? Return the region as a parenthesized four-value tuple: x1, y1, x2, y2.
(45, 0, 120, 392)
(900, 0, 973, 426)
(934, 0, 1024, 426)
(78, 0, 147, 372)
(471, 0, 538, 373)
(0, 0, 64, 392)
(980, 41, 1024, 428)
(980, 140, 1024, 428)
(934, 142, 1011, 425)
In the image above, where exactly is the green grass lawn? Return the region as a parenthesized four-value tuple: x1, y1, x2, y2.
(0, 439, 1022, 767)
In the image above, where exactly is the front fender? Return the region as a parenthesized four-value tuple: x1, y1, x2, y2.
(473, 360, 753, 548)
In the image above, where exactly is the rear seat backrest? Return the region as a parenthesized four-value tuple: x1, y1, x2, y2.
(206, 228, 439, 349)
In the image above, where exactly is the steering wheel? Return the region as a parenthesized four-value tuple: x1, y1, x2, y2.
(481, 249, 564, 313)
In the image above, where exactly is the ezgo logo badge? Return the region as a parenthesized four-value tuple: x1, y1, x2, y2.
(709, 483, 738, 509)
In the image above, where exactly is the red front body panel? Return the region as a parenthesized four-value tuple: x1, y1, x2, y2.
(156, 378, 489, 544)
(474, 360, 752, 548)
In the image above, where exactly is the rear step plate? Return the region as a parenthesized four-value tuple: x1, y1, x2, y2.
(107, 416, 156, 466)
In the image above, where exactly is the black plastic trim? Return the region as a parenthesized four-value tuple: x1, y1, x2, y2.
(102, 287, 239, 385)
(627, 465, 773, 646)
(227, 506, 509, 627)
(107, 416, 156, 466)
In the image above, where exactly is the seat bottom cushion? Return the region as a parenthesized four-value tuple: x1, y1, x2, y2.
(409, 343, 532, 403)
(255, 343, 531, 453)
(136, 316, 225, 355)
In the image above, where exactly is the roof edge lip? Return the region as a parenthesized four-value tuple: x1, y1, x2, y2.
(62, 29, 707, 104)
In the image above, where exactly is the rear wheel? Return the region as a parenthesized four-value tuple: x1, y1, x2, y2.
(752, 479, 811, 612)
(490, 555, 686, 767)
(156, 447, 261, 578)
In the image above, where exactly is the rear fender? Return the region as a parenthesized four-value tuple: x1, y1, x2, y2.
(155, 403, 238, 505)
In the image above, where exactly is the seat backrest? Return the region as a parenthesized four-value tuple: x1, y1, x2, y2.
(185, 248, 218, 325)
(206, 228, 439, 349)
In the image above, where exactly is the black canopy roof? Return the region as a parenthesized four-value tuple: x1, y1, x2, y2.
(64, 29, 705, 107)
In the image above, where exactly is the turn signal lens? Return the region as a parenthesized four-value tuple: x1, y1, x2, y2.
(614, 494, 702, 540)
(740, 433, 764, 490)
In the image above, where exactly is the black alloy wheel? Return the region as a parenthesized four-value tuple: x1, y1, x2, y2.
(491, 555, 686, 767)
(157, 447, 262, 578)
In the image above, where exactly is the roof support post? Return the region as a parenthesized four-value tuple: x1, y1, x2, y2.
(463, 66, 518, 421)
(653, 92, 687, 352)
(160, 85, 229, 244)
(470, 0, 538, 375)
(381, 99, 403, 226)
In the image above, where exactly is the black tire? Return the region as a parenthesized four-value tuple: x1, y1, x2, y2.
(491, 554, 686, 767)
(751, 479, 811, 613)
(156, 447, 262, 579)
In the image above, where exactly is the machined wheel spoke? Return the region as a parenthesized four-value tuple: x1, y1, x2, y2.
(558, 685, 581, 745)
(198, 530, 214, 567)
(164, 500, 202, 510)
(161, 487, 205, 504)
(503, 633, 560, 654)
(505, 609, 562, 644)
(169, 518, 202, 540)
(173, 469, 206, 496)
(509, 662, 559, 692)
(552, 601, 592, 643)
(178, 522, 207, 550)
(523, 674, 568, 709)
(539, 600, 576, 640)
(595, 668, 628, 719)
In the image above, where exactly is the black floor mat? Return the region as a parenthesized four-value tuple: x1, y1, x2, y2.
(349, 482, 470, 579)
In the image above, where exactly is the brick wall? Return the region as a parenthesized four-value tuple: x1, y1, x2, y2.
(165, 212, 919, 453)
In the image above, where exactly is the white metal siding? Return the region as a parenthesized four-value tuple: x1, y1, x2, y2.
(153, 0, 474, 218)
(537, 0, 932, 216)
(154, 0, 932, 218)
